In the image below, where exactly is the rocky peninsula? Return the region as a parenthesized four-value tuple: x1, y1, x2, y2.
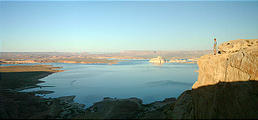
(0, 65, 85, 119)
(0, 65, 63, 90)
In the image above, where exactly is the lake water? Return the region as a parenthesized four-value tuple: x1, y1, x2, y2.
(18, 60, 198, 107)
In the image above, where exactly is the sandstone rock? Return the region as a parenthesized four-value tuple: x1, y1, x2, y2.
(149, 56, 166, 64)
(171, 90, 193, 119)
(193, 39, 258, 89)
(144, 97, 176, 112)
(218, 39, 258, 54)
(182, 81, 258, 119)
(172, 39, 258, 119)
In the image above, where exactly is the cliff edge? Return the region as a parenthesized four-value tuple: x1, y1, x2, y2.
(172, 39, 258, 119)
(193, 39, 258, 89)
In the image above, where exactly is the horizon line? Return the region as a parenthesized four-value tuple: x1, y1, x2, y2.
(0, 50, 212, 53)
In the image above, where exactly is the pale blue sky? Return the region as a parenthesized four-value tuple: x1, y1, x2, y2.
(1, 1, 258, 52)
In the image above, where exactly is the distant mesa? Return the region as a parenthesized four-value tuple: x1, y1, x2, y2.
(149, 56, 166, 64)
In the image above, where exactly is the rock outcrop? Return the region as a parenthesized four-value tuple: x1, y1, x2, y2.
(172, 39, 258, 119)
(77, 97, 176, 119)
(193, 39, 258, 89)
(0, 91, 85, 119)
(149, 56, 166, 64)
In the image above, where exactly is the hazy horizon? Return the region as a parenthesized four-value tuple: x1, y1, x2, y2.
(1, 1, 258, 52)
(0, 49, 212, 53)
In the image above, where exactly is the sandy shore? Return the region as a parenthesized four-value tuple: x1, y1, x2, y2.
(0, 65, 64, 72)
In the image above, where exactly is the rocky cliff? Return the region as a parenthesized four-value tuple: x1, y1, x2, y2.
(193, 39, 258, 89)
(172, 39, 258, 119)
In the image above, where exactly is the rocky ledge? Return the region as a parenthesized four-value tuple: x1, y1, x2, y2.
(193, 39, 257, 88)
(172, 39, 258, 119)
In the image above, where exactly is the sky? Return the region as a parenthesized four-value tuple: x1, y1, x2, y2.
(0, 1, 258, 52)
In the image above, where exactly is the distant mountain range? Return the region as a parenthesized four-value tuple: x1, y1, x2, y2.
(0, 50, 212, 60)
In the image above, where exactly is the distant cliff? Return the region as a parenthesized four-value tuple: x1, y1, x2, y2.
(172, 39, 258, 119)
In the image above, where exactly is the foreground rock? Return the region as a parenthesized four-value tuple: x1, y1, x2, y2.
(172, 39, 258, 119)
(0, 65, 85, 119)
(0, 90, 85, 119)
(77, 97, 176, 119)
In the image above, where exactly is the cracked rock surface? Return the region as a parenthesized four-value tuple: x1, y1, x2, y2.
(193, 39, 258, 89)
(172, 39, 258, 119)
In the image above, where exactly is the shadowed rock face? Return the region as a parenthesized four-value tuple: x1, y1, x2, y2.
(0, 91, 85, 119)
(77, 97, 176, 119)
(173, 81, 258, 119)
(172, 39, 258, 119)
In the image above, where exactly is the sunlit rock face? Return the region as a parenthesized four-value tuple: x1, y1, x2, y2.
(192, 39, 258, 89)
(149, 56, 166, 64)
(218, 39, 258, 54)
(172, 39, 258, 119)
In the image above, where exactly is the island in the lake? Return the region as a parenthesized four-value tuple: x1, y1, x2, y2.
(149, 56, 199, 64)
(0, 39, 257, 119)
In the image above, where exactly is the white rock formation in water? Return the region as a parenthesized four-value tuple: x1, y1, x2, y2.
(149, 56, 166, 64)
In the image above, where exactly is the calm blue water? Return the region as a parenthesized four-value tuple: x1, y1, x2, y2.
(14, 60, 198, 107)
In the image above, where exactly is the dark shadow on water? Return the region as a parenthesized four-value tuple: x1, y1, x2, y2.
(146, 80, 193, 87)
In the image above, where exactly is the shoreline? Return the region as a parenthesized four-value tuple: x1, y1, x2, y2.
(0, 65, 63, 91)
(0, 65, 87, 119)
(0, 64, 178, 119)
